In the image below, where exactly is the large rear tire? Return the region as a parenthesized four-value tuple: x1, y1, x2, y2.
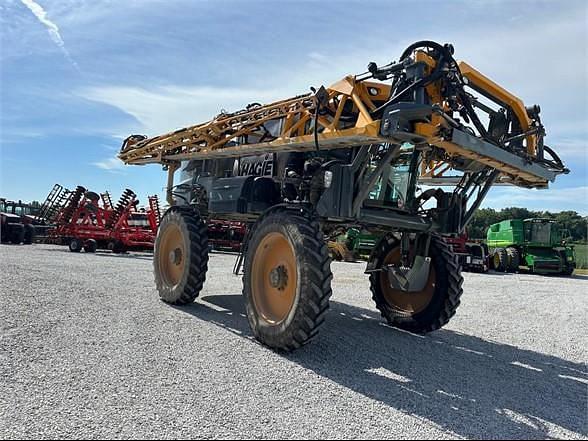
(492, 247, 508, 272)
(506, 247, 520, 272)
(243, 209, 332, 351)
(154, 206, 208, 305)
(369, 234, 463, 333)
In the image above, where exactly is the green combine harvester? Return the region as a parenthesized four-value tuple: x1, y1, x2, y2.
(486, 218, 575, 275)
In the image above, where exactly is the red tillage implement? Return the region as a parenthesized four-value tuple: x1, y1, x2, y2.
(43, 185, 161, 253)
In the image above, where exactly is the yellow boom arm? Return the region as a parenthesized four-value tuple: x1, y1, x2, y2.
(119, 42, 566, 189)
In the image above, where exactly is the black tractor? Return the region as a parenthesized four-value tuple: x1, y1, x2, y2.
(1, 212, 26, 244)
(0, 198, 39, 244)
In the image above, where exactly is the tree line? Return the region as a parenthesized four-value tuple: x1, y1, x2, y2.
(467, 207, 588, 242)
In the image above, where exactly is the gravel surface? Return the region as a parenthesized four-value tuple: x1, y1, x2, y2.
(1, 244, 586, 439)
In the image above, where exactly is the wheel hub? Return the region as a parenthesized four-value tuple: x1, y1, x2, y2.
(169, 247, 182, 265)
(158, 223, 185, 287)
(251, 232, 298, 324)
(269, 265, 288, 291)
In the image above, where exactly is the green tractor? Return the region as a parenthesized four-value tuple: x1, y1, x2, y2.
(486, 218, 575, 275)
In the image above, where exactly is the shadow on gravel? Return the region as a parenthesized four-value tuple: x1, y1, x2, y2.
(181, 294, 587, 439)
(478, 271, 510, 277)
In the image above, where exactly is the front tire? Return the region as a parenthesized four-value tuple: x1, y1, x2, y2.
(369, 234, 463, 334)
(154, 206, 208, 305)
(243, 209, 332, 351)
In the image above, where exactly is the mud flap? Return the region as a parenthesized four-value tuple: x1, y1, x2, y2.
(384, 255, 432, 292)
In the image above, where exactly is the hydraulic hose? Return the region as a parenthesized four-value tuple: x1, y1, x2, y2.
(372, 41, 455, 116)
(399, 40, 453, 62)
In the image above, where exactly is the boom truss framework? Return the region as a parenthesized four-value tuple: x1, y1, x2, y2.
(119, 44, 567, 190)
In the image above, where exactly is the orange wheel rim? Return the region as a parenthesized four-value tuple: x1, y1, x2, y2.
(251, 232, 297, 324)
(380, 247, 435, 314)
(158, 223, 186, 288)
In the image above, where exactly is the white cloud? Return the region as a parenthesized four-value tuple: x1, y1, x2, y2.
(307, 51, 329, 65)
(76, 40, 404, 137)
(19, 0, 79, 71)
(79, 85, 289, 136)
(92, 157, 125, 172)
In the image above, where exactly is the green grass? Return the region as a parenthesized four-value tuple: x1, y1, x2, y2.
(573, 243, 588, 270)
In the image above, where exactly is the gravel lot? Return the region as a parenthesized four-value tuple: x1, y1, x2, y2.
(1, 244, 586, 439)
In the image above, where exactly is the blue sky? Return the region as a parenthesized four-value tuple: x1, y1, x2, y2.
(1, 0, 587, 213)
